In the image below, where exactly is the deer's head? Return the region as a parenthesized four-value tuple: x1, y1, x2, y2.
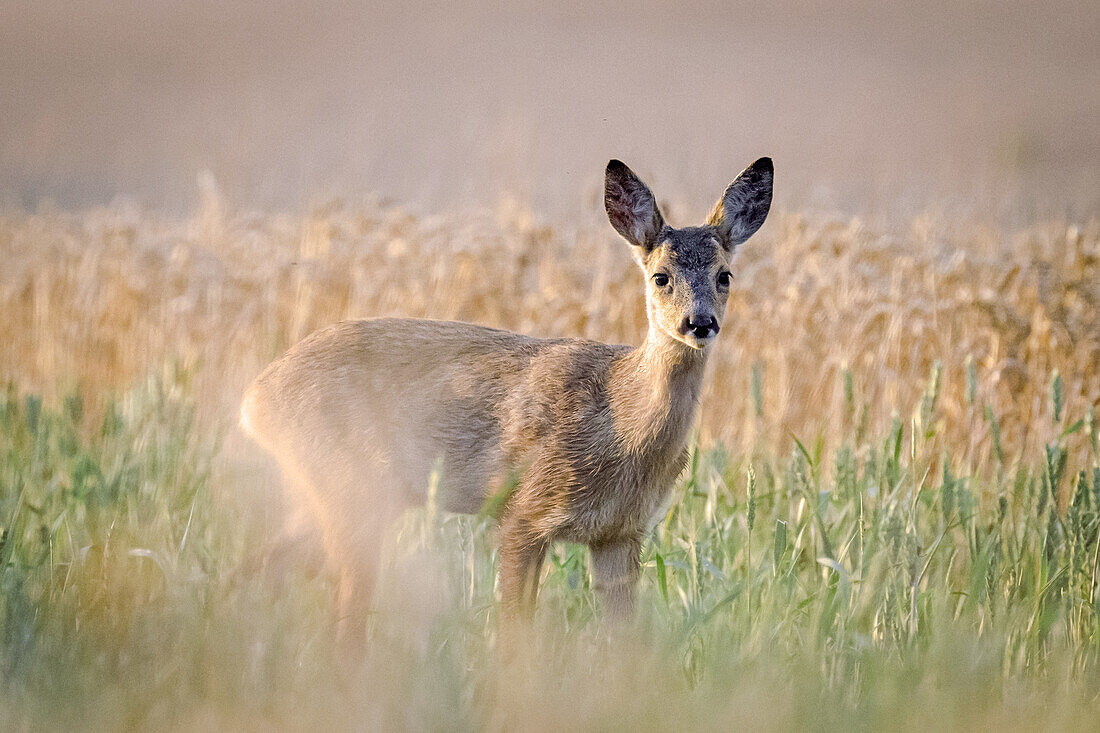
(604, 158, 773, 350)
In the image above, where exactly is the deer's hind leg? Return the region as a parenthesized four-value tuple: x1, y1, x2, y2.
(229, 464, 327, 588)
(294, 448, 409, 649)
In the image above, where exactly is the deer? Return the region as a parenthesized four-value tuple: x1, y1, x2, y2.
(239, 157, 773, 641)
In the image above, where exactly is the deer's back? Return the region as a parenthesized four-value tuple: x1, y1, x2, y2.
(241, 317, 630, 514)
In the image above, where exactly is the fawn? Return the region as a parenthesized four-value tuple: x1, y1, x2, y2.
(240, 158, 773, 637)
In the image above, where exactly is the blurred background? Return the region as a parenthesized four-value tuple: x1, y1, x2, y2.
(1, 0, 1098, 459)
(3, 0, 1099, 223)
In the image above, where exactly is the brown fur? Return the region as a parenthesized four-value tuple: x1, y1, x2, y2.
(240, 158, 773, 636)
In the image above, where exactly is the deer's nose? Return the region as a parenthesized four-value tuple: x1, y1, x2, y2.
(681, 314, 719, 339)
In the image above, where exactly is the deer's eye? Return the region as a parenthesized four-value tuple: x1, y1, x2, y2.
(652, 273, 670, 288)
(717, 271, 731, 287)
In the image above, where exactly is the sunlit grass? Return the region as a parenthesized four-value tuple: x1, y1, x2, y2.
(2, 196, 1097, 465)
(2, 360, 1098, 730)
(1, 192, 1098, 728)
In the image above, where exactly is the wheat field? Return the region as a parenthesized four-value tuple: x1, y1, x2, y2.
(2, 183, 1099, 730)
(3, 1, 1100, 730)
(3, 183, 1097, 465)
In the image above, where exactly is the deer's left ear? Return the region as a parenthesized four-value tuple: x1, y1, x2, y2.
(708, 157, 773, 250)
(604, 160, 665, 252)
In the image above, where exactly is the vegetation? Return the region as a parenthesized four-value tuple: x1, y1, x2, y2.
(0, 363, 1098, 729)
(1, 196, 1098, 729)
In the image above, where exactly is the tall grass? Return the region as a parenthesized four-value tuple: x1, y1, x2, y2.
(2, 192, 1097, 466)
(1, 193, 1098, 729)
(1, 361, 1098, 730)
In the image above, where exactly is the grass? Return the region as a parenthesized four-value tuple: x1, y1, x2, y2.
(1, 360, 1099, 730)
(2, 196, 1097, 465)
(1, 194, 1098, 729)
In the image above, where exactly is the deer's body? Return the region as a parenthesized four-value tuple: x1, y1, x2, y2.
(241, 158, 773, 635)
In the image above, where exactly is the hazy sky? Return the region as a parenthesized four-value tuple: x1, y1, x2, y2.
(2, 0, 1098, 222)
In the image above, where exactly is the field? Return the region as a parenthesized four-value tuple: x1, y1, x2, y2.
(1, 192, 1099, 730)
(3, 1, 1100, 730)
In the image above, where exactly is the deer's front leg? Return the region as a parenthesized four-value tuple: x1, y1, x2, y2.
(590, 537, 642, 621)
(498, 512, 550, 620)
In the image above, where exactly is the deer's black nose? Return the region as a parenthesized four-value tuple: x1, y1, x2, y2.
(681, 314, 719, 339)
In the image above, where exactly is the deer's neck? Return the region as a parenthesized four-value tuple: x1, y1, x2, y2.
(610, 327, 708, 457)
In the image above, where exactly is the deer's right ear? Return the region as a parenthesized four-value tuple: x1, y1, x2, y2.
(708, 157, 773, 250)
(604, 160, 665, 251)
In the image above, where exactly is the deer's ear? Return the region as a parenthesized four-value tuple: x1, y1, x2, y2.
(604, 160, 665, 251)
(708, 157, 773, 250)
